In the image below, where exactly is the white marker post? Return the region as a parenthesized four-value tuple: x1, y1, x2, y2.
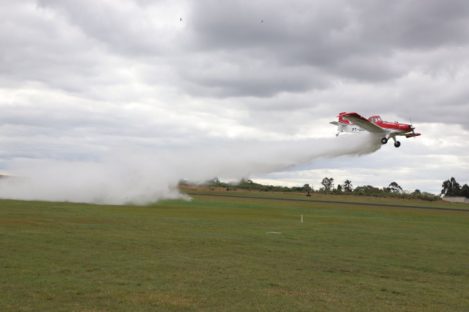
(300, 214, 303, 223)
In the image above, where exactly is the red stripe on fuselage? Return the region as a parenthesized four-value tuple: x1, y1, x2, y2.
(375, 121, 412, 132)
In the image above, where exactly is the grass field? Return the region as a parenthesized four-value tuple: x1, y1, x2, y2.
(1, 191, 469, 311)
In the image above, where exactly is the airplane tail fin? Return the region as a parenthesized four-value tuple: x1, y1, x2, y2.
(331, 112, 362, 136)
(338, 112, 351, 125)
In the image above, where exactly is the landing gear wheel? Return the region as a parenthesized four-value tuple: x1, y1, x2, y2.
(381, 138, 388, 144)
(394, 141, 401, 148)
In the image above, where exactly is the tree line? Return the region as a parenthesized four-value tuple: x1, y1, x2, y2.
(299, 178, 438, 201)
(190, 177, 439, 201)
(441, 177, 469, 198)
(182, 176, 469, 201)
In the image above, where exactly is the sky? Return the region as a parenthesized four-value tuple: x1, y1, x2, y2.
(1, 0, 469, 198)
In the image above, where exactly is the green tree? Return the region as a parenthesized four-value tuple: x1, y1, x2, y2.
(388, 181, 403, 194)
(441, 177, 461, 196)
(303, 184, 312, 196)
(343, 179, 353, 192)
(321, 177, 334, 192)
(441, 179, 450, 196)
(461, 184, 469, 198)
(353, 185, 382, 196)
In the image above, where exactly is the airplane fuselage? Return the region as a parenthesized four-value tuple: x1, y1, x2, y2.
(331, 112, 421, 148)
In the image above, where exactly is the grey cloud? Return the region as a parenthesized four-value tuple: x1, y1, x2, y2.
(0, 102, 211, 144)
(192, 0, 469, 56)
(357, 0, 469, 49)
(36, 0, 161, 55)
(181, 0, 469, 97)
(178, 53, 329, 97)
(0, 2, 113, 93)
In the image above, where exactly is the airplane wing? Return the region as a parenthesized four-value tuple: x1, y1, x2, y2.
(341, 113, 385, 133)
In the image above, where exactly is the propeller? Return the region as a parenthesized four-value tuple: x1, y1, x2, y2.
(409, 116, 415, 133)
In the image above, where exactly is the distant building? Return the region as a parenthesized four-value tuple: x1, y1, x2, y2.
(442, 196, 469, 204)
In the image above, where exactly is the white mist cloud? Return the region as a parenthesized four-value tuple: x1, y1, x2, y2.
(0, 133, 380, 204)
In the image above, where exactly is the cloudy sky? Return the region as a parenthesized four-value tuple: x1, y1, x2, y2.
(1, 0, 469, 196)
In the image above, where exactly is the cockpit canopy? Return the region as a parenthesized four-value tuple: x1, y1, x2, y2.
(368, 115, 382, 123)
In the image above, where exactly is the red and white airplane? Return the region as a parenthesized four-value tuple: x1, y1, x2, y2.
(330, 112, 421, 148)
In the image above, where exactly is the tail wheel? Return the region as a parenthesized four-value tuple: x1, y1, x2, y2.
(394, 141, 401, 148)
(381, 138, 388, 144)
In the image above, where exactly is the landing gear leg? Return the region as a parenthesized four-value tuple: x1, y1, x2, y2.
(391, 136, 401, 148)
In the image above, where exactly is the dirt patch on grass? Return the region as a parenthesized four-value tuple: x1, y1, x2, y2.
(267, 286, 341, 304)
(267, 287, 307, 297)
(0, 218, 48, 226)
(128, 291, 195, 308)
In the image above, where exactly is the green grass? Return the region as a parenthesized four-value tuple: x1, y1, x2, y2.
(1, 193, 469, 311)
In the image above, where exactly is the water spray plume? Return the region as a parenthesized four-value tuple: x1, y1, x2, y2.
(0, 133, 381, 204)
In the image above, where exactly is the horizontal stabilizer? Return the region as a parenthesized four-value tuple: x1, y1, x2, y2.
(406, 133, 421, 138)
